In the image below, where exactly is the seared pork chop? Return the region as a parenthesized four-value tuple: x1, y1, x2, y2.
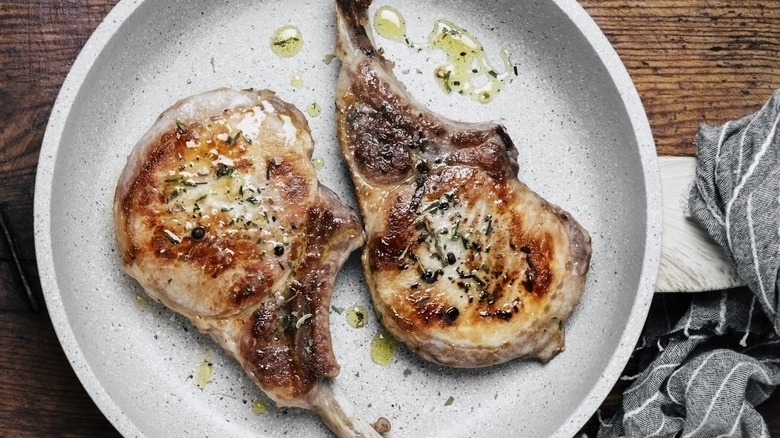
(335, 0, 592, 366)
(114, 88, 381, 437)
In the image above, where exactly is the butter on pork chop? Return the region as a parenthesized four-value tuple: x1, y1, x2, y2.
(335, 0, 592, 367)
(114, 88, 382, 437)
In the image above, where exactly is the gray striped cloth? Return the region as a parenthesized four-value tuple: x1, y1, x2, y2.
(598, 90, 780, 437)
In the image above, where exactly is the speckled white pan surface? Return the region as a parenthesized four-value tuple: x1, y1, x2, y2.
(34, 0, 661, 436)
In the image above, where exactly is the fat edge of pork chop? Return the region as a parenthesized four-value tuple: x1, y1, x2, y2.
(334, 0, 592, 367)
(114, 88, 382, 437)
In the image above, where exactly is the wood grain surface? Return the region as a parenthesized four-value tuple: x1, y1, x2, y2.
(583, 0, 780, 156)
(0, 0, 778, 436)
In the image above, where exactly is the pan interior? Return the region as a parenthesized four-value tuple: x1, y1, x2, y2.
(36, 0, 659, 436)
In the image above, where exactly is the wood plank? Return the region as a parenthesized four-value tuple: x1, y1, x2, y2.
(0, 261, 29, 311)
(579, 0, 780, 156)
(0, 312, 121, 437)
(0, 260, 42, 311)
(0, 1, 117, 204)
(0, 199, 37, 262)
(0, 203, 40, 311)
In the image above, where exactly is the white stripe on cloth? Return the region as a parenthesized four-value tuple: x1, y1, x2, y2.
(759, 422, 768, 438)
(740, 296, 756, 347)
(737, 95, 775, 178)
(737, 118, 746, 176)
(696, 177, 727, 227)
(704, 122, 730, 227)
(747, 192, 774, 313)
(597, 409, 614, 429)
(714, 401, 747, 438)
(672, 351, 718, 405)
(737, 114, 754, 178)
(624, 392, 661, 419)
(683, 309, 695, 337)
(682, 362, 773, 438)
(715, 122, 728, 173)
(624, 363, 680, 395)
(777, 185, 780, 261)
(715, 291, 728, 335)
(758, 358, 780, 367)
(754, 381, 772, 399)
(645, 415, 667, 438)
(725, 109, 780, 252)
(742, 338, 780, 355)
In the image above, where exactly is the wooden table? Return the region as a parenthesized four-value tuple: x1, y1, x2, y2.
(0, 1, 778, 436)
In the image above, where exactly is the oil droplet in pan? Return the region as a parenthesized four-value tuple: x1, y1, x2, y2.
(194, 351, 213, 389)
(271, 25, 303, 57)
(371, 329, 397, 366)
(429, 20, 512, 104)
(346, 304, 368, 328)
(133, 294, 149, 309)
(251, 399, 267, 415)
(290, 73, 304, 89)
(374, 5, 407, 42)
(371, 9, 513, 104)
(307, 102, 322, 117)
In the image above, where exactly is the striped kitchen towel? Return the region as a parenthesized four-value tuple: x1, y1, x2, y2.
(599, 90, 780, 437)
(691, 89, 780, 330)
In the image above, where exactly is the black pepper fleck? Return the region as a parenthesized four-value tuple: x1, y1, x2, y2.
(422, 268, 443, 284)
(191, 227, 206, 240)
(446, 252, 456, 265)
(444, 307, 460, 323)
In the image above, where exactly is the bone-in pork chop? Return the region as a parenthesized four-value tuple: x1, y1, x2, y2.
(335, 0, 592, 367)
(114, 88, 381, 437)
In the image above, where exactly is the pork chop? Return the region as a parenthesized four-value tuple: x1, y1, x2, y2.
(335, 0, 592, 367)
(114, 88, 381, 437)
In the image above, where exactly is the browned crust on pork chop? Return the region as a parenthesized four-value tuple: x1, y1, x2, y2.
(113, 89, 377, 430)
(335, 0, 592, 367)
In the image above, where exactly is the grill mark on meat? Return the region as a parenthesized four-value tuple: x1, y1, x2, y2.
(408, 298, 448, 327)
(228, 270, 273, 306)
(350, 113, 414, 183)
(343, 65, 435, 184)
(269, 161, 310, 204)
(245, 301, 308, 399)
(367, 195, 416, 271)
(242, 203, 352, 398)
(120, 133, 178, 260)
(445, 135, 514, 179)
